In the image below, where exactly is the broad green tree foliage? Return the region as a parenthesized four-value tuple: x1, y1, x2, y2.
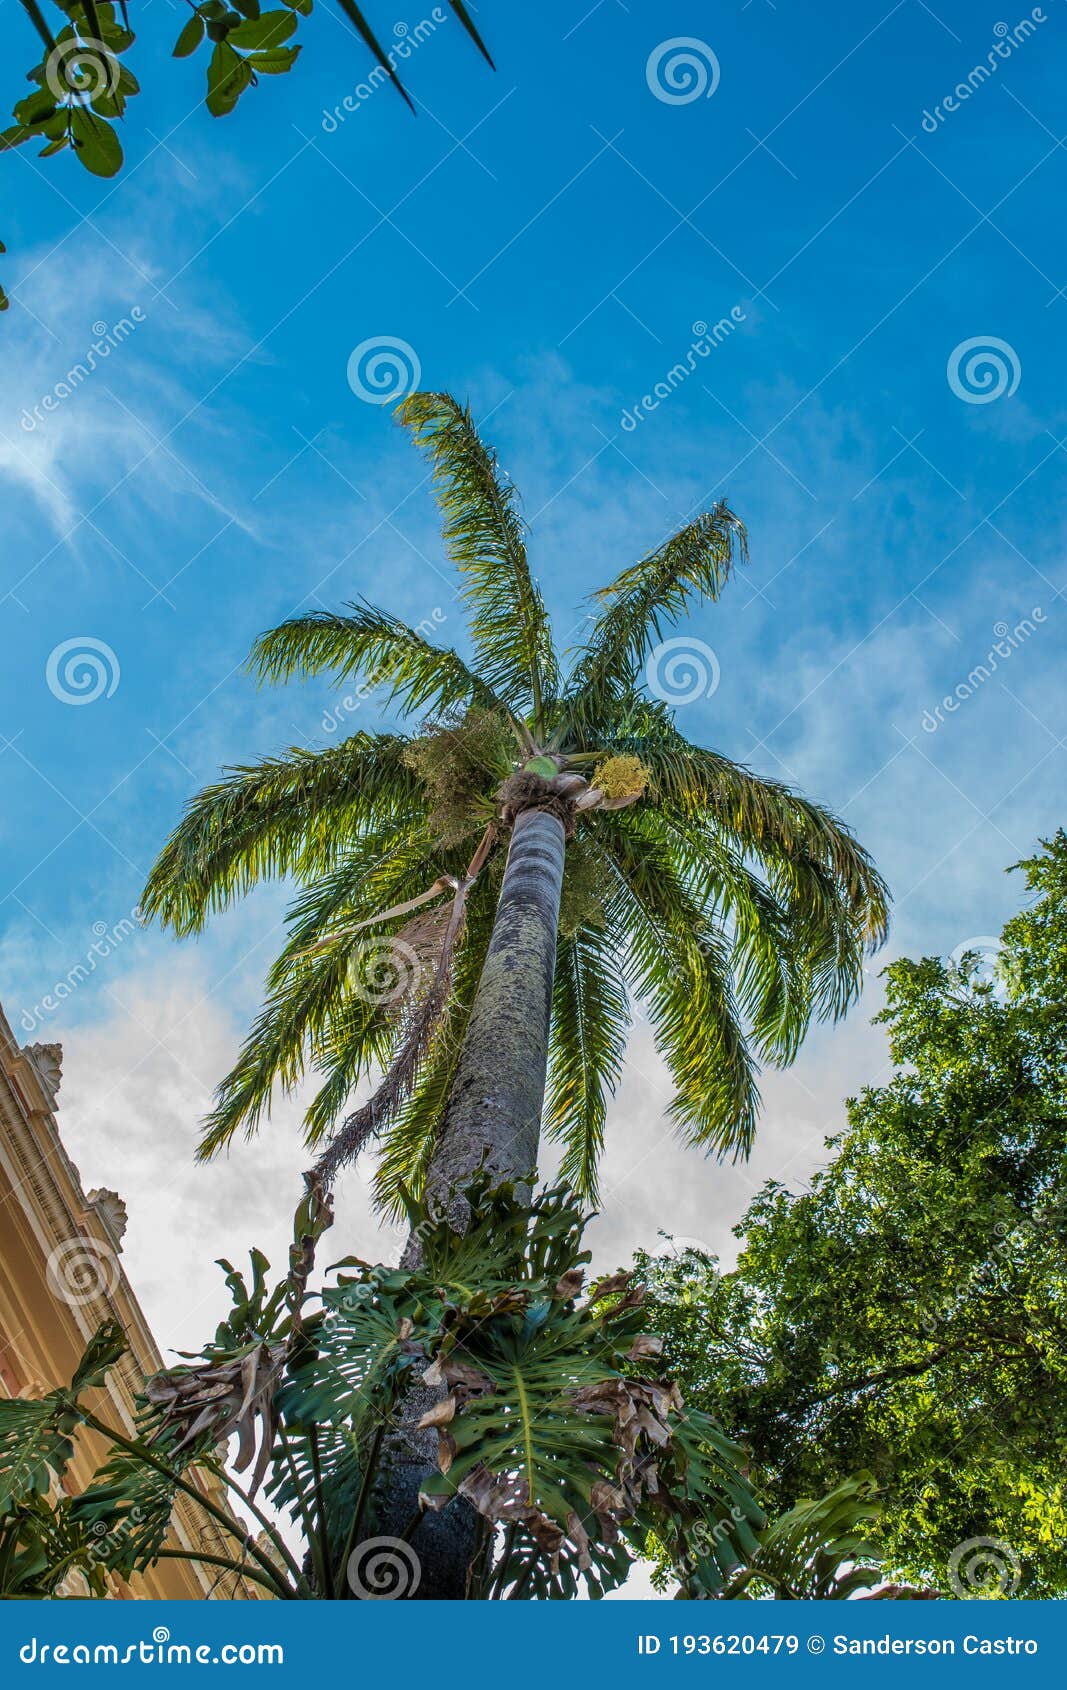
(142, 393, 888, 1214)
(641, 835, 1067, 1597)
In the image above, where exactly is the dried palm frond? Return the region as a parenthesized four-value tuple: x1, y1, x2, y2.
(312, 826, 496, 1186)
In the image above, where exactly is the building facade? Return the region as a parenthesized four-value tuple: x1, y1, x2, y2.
(0, 1002, 263, 1599)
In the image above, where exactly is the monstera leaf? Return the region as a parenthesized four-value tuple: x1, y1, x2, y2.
(723, 1475, 885, 1599)
(0, 1322, 128, 1596)
(0, 1495, 111, 1599)
(1, 1176, 765, 1601)
(275, 1176, 764, 1598)
(0, 1321, 126, 1514)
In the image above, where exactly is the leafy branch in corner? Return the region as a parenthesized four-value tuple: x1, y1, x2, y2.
(0, 0, 494, 312)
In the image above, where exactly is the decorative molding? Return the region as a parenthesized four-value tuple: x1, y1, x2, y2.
(86, 1188, 129, 1251)
(25, 1042, 63, 1100)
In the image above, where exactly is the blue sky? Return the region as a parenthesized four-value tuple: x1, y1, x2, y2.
(1, 0, 1065, 1360)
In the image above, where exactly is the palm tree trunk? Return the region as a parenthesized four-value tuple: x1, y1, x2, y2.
(370, 805, 567, 1598)
(424, 804, 567, 1217)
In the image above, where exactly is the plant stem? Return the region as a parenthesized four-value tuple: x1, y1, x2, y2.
(77, 1407, 305, 1599)
(337, 1419, 386, 1591)
(152, 1549, 286, 1599)
(18, 0, 57, 52)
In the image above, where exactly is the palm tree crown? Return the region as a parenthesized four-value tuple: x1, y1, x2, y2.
(141, 393, 888, 1212)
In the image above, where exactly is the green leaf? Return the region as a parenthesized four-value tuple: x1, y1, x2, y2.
(205, 42, 253, 116)
(248, 45, 300, 72)
(71, 1322, 128, 1392)
(173, 15, 206, 57)
(13, 89, 58, 126)
(0, 126, 35, 153)
(227, 9, 296, 48)
(70, 108, 123, 177)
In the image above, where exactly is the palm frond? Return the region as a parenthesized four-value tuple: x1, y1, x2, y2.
(140, 733, 417, 936)
(250, 601, 505, 721)
(311, 885, 471, 1184)
(609, 727, 890, 953)
(198, 830, 446, 1157)
(658, 812, 810, 1064)
(397, 393, 560, 722)
(446, 3, 495, 67)
(333, 0, 413, 107)
(546, 925, 630, 1202)
(589, 813, 760, 1157)
(566, 503, 746, 725)
(372, 877, 497, 1216)
(333, 0, 494, 111)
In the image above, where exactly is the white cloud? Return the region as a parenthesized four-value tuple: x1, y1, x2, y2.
(0, 233, 258, 556)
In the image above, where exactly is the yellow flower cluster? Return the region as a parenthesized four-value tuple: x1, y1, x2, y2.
(591, 755, 652, 800)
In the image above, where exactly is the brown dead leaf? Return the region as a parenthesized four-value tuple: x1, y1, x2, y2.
(554, 1269, 585, 1300)
(416, 1393, 457, 1430)
(627, 1334, 663, 1361)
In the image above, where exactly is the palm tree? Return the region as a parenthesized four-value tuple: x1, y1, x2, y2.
(143, 392, 887, 1214)
(142, 392, 888, 1594)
